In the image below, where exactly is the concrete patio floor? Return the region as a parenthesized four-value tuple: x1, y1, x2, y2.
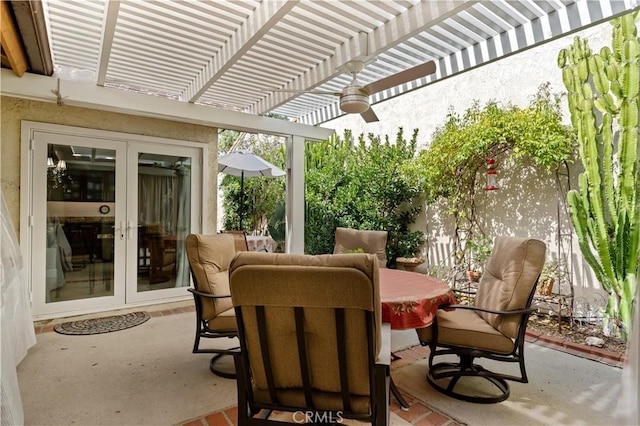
(19, 301, 625, 425)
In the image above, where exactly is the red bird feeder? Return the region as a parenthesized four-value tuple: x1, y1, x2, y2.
(484, 158, 499, 191)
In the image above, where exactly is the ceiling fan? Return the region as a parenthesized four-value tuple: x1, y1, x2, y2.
(274, 59, 436, 122)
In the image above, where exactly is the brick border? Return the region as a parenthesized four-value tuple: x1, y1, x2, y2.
(525, 330, 625, 367)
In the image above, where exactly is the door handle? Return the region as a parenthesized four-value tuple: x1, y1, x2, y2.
(112, 221, 125, 240)
(127, 221, 136, 240)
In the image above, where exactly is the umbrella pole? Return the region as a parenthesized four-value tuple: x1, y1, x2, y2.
(239, 171, 244, 230)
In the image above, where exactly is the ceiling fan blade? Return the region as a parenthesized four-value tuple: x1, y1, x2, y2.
(360, 108, 379, 123)
(364, 61, 436, 95)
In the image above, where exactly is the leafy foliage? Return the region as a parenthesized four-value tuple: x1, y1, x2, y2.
(414, 83, 576, 270)
(267, 200, 286, 251)
(418, 83, 575, 206)
(466, 235, 493, 271)
(305, 128, 424, 264)
(219, 130, 286, 233)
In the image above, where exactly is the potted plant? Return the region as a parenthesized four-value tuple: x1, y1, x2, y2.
(396, 255, 425, 272)
(466, 235, 492, 282)
(393, 236, 426, 272)
(538, 258, 568, 296)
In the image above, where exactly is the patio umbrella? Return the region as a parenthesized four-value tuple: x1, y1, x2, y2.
(218, 150, 285, 229)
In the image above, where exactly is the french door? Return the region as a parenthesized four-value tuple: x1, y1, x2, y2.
(26, 125, 202, 318)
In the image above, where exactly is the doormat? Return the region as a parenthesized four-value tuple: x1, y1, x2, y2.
(54, 311, 151, 335)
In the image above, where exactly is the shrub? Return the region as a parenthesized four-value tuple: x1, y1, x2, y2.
(305, 128, 424, 264)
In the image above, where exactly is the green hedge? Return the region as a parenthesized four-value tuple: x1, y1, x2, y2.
(305, 128, 424, 265)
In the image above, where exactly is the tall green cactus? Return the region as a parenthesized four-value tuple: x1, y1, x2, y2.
(558, 12, 639, 341)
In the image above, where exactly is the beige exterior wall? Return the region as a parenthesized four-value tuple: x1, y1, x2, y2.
(0, 96, 218, 233)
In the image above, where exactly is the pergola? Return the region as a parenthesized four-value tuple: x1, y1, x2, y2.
(3, 0, 637, 125)
(1, 0, 638, 251)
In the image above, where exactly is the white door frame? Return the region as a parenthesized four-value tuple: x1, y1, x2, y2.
(124, 141, 203, 304)
(21, 121, 207, 320)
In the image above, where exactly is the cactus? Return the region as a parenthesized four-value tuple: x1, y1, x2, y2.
(558, 12, 639, 341)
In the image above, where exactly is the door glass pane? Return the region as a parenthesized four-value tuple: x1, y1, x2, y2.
(46, 144, 115, 303)
(137, 154, 191, 292)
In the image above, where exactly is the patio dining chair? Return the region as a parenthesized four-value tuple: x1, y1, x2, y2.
(333, 227, 388, 268)
(222, 230, 249, 252)
(416, 236, 546, 403)
(185, 233, 239, 378)
(229, 252, 390, 425)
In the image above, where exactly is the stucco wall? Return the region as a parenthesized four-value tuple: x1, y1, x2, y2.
(322, 22, 614, 306)
(0, 96, 218, 233)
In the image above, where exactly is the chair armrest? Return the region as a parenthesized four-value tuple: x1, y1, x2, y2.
(451, 288, 477, 295)
(440, 304, 536, 316)
(187, 287, 232, 299)
(376, 323, 391, 366)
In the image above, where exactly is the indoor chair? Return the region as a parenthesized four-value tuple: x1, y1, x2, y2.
(416, 236, 546, 403)
(147, 232, 176, 284)
(333, 227, 388, 268)
(229, 252, 390, 426)
(185, 233, 239, 378)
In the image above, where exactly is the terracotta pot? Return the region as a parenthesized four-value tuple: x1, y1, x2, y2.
(396, 257, 425, 273)
(466, 270, 481, 282)
(538, 277, 555, 295)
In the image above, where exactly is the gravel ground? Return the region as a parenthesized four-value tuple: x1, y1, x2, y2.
(527, 313, 628, 357)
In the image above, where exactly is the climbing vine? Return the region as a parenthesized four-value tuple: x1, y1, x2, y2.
(415, 83, 576, 270)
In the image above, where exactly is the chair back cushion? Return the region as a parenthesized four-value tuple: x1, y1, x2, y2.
(474, 236, 546, 338)
(185, 233, 236, 319)
(333, 227, 388, 268)
(223, 230, 249, 252)
(230, 252, 381, 411)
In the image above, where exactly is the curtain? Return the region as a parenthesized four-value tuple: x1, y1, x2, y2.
(138, 172, 176, 231)
(174, 166, 191, 288)
(138, 167, 191, 288)
(1, 191, 37, 425)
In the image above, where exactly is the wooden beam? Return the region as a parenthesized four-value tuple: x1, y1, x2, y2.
(1, 47, 13, 68)
(11, 0, 54, 75)
(1, 0, 28, 77)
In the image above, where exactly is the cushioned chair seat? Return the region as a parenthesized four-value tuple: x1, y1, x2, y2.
(417, 236, 546, 403)
(206, 307, 237, 333)
(416, 309, 515, 354)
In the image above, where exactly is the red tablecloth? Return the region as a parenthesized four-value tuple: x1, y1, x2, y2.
(379, 268, 455, 330)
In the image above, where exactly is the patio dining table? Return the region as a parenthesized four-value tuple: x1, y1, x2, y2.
(245, 235, 276, 252)
(378, 267, 456, 410)
(379, 268, 455, 330)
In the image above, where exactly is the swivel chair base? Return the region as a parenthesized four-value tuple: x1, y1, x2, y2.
(427, 361, 510, 404)
(209, 350, 238, 379)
